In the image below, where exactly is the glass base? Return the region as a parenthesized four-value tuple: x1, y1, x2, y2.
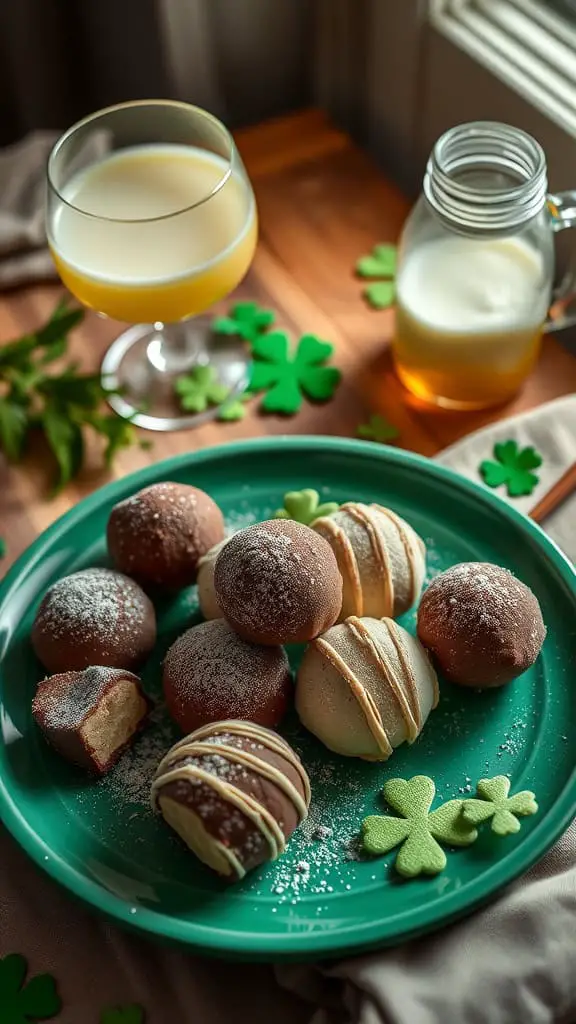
(100, 318, 250, 431)
(394, 363, 520, 411)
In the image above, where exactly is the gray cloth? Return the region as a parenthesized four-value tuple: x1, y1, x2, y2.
(278, 395, 576, 1024)
(0, 129, 110, 289)
(0, 132, 58, 287)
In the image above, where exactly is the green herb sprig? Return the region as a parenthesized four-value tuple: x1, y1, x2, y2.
(0, 299, 148, 492)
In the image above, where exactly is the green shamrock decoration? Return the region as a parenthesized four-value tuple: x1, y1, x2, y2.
(212, 301, 275, 343)
(0, 953, 61, 1023)
(273, 488, 340, 525)
(362, 776, 478, 878)
(356, 244, 397, 279)
(480, 440, 542, 497)
(100, 1005, 145, 1024)
(355, 244, 397, 309)
(174, 365, 230, 413)
(462, 776, 538, 836)
(249, 332, 341, 415)
(0, 537, 5, 558)
(216, 391, 253, 422)
(357, 414, 399, 444)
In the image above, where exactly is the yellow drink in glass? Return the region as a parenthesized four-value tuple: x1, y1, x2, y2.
(50, 145, 257, 324)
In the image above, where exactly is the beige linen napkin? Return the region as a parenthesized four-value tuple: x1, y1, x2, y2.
(278, 395, 576, 1024)
(0, 130, 109, 289)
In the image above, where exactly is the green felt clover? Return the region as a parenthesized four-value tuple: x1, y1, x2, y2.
(462, 776, 538, 836)
(249, 332, 341, 415)
(363, 281, 396, 310)
(480, 440, 542, 497)
(0, 537, 5, 558)
(356, 244, 397, 279)
(174, 365, 230, 413)
(355, 244, 397, 309)
(216, 391, 253, 422)
(212, 301, 275, 342)
(0, 953, 62, 1023)
(100, 1006, 145, 1024)
(273, 488, 339, 525)
(362, 776, 478, 878)
(357, 414, 399, 444)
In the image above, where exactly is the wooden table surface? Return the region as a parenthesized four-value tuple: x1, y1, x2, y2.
(2, 109, 576, 572)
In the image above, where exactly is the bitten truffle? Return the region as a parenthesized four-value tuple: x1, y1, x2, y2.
(417, 562, 546, 688)
(31, 568, 156, 674)
(296, 616, 438, 760)
(32, 666, 150, 773)
(163, 618, 291, 733)
(151, 721, 311, 880)
(312, 502, 426, 621)
(213, 519, 343, 645)
(107, 482, 225, 589)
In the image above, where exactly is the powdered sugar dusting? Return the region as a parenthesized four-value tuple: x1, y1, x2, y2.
(34, 667, 139, 730)
(164, 619, 290, 722)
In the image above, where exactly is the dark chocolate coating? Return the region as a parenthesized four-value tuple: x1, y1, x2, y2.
(162, 619, 291, 733)
(32, 666, 149, 773)
(213, 519, 343, 645)
(31, 568, 156, 674)
(155, 727, 308, 878)
(417, 562, 546, 688)
(107, 482, 224, 590)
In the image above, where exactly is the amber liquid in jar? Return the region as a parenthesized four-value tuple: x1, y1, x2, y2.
(392, 234, 547, 410)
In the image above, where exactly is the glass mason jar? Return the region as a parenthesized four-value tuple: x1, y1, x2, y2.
(392, 121, 574, 410)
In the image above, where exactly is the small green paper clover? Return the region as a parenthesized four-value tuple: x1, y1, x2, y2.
(356, 244, 397, 279)
(216, 391, 253, 422)
(0, 953, 61, 1023)
(212, 301, 275, 343)
(174, 365, 230, 413)
(249, 332, 341, 415)
(355, 244, 397, 309)
(273, 488, 340, 525)
(357, 414, 399, 444)
(100, 1005, 145, 1024)
(462, 776, 538, 836)
(480, 440, 542, 497)
(362, 776, 478, 878)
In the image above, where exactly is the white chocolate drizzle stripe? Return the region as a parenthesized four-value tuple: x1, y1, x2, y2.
(158, 795, 246, 879)
(342, 504, 394, 617)
(167, 720, 311, 806)
(312, 515, 363, 616)
(313, 636, 392, 758)
(346, 616, 419, 741)
(151, 763, 284, 859)
(384, 618, 423, 732)
(154, 739, 309, 822)
(373, 504, 420, 605)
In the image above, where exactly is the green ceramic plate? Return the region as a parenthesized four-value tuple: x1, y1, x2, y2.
(0, 437, 574, 960)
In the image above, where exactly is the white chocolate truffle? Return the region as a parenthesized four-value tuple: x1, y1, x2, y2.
(197, 538, 229, 620)
(311, 502, 426, 621)
(295, 616, 439, 761)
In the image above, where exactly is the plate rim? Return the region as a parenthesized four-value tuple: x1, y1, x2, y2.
(1, 435, 575, 959)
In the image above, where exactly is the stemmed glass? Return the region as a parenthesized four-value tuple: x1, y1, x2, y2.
(46, 100, 257, 431)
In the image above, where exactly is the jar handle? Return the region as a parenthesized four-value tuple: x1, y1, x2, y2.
(546, 191, 576, 332)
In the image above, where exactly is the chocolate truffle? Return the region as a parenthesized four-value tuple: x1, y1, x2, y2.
(197, 538, 229, 620)
(417, 562, 546, 688)
(163, 618, 292, 733)
(151, 721, 311, 880)
(32, 666, 150, 773)
(107, 482, 225, 590)
(213, 519, 342, 645)
(296, 616, 438, 760)
(31, 568, 156, 674)
(311, 502, 426, 621)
